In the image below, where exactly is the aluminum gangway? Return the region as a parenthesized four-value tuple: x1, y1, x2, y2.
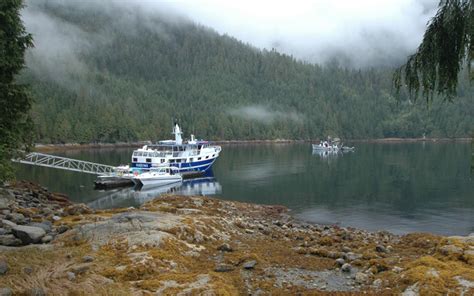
(14, 152, 117, 175)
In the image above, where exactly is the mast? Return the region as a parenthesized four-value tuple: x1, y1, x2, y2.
(172, 119, 183, 145)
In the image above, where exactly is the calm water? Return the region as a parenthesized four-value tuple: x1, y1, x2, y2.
(15, 143, 474, 235)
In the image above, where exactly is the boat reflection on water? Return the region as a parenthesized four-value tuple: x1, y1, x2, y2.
(88, 171, 222, 209)
(312, 148, 354, 159)
(312, 149, 340, 159)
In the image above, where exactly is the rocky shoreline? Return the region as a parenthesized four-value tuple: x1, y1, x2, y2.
(0, 182, 473, 295)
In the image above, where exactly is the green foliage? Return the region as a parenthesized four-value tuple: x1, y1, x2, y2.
(0, 0, 34, 181)
(22, 3, 473, 144)
(394, 0, 473, 102)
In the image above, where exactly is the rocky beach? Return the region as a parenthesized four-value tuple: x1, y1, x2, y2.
(0, 181, 473, 295)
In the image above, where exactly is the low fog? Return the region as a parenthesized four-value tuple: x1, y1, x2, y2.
(228, 105, 303, 124)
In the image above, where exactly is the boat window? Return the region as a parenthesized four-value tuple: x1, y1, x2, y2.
(133, 152, 138, 156)
(161, 159, 165, 163)
(198, 157, 201, 160)
(198, 145, 202, 149)
(176, 159, 181, 163)
(169, 159, 175, 163)
(206, 156, 209, 159)
(189, 158, 193, 162)
(133, 158, 137, 162)
(146, 158, 152, 163)
(212, 154, 215, 157)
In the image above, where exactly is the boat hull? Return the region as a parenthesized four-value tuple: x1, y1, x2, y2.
(134, 175, 182, 186)
(312, 144, 339, 152)
(131, 157, 217, 173)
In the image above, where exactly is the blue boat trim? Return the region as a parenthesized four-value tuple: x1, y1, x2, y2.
(131, 157, 216, 172)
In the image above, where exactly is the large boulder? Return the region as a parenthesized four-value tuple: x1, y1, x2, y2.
(11, 225, 46, 244)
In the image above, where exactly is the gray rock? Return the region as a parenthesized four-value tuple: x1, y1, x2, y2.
(11, 225, 46, 244)
(439, 245, 463, 256)
(344, 252, 362, 261)
(1, 210, 10, 216)
(375, 245, 387, 253)
(464, 249, 474, 257)
(372, 278, 383, 288)
(355, 272, 368, 284)
(242, 260, 257, 270)
(113, 212, 154, 223)
(341, 263, 352, 272)
(57, 225, 69, 234)
(29, 222, 52, 233)
(0, 234, 22, 246)
(41, 235, 53, 244)
(0, 287, 12, 296)
(217, 243, 233, 252)
(341, 246, 351, 253)
(8, 213, 25, 225)
(214, 264, 234, 272)
(52, 215, 61, 222)
(335, 258, 345, 266)
(392, 266, 403, 273)
(23, 267, 33, 275)
(0, 220, 16, 230)
(0, 196, 13, 210)
(70, 264, 90, 275)
(0, 229, 8, 236)
(402, 283, 420, 296)
(0, 259, 8, 275)
(82, 255, 94, 263)
(67, 271, 76, 281)
(30, 287, 46, 296)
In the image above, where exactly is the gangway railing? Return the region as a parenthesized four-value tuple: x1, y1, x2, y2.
(13, 152, 116, 175)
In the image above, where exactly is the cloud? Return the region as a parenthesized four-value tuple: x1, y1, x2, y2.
(21, 0, 440, 74)
(228, 105, 303, 124)
(142, 0, 439, 67)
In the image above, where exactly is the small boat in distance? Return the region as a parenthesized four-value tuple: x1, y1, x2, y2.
(312, 141, 340, 152)
(132, 166, 182, 187)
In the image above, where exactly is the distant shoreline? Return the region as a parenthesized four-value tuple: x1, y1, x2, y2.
(34, 137, 472, 152)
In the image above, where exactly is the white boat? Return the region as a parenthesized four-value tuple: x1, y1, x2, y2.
(132, 166, 182, 186)
(312, 141, 340, 152)
(131, 122, 221, 173)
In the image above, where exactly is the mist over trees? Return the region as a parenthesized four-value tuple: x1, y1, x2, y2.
(21, 1, 473, 144)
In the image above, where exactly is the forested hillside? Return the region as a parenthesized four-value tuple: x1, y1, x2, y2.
(21, 1, 473, 143)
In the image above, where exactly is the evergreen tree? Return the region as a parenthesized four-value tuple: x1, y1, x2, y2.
(0, 0, 34, 181)
(394, 0, 473, 101)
